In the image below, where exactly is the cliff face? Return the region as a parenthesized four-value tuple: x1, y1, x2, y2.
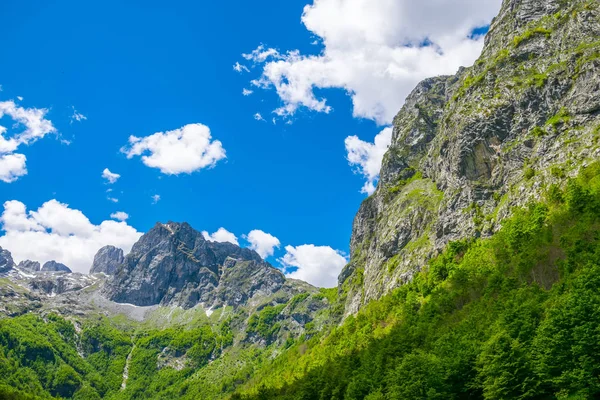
(0, 247, 15, 273)
(103, 222, 315, 312)
(341, 0, 600, 315)
(90, 245, 124, 275)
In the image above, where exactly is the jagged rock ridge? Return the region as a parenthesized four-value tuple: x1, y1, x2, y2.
(103, 222, 310, 310)
(341, 0, 600, 315)
(18, 260, 41, 274)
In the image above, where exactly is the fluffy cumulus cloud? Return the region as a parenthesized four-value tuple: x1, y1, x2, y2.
(0, 100, 56, 182)
(110, 211, 129, 221)
(242, 0, 501, 125)
(202, 228, 239, 245)
(102, 168, 121, 184)
(244, 229, 280, 259)
(0, 153, 27, 183)
(0, 200, 143, 273)
(280, 244, 347, 287)
(345, 127, 392, 194)
(121, 123, 226, 175)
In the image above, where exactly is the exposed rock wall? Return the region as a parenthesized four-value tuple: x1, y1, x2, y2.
(341, 0, 600, 315)
(90, 245, 124, 275)
(103, 222, 313, 311)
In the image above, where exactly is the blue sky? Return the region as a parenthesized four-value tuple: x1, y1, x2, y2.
(0, 0, 501, 286)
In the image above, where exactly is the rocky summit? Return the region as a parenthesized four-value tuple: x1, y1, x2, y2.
(103, 221, 312, 310)
(90, 245, 124, 275)
(17, 260, 41, 274)
(41, 260, 72, 273)
(0, 247, 16, 274)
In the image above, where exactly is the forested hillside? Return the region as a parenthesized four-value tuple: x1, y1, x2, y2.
(233, 163, 600, 399)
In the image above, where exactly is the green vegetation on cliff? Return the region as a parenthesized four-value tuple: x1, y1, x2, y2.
(232, 163, 600, 399)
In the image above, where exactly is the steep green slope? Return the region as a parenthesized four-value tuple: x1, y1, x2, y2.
(0, 287, 336, 400)
(233, 162, 600, 399)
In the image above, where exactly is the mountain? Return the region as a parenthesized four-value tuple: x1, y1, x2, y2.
(17, 260, 41, 274)
(0, 0, 599, 399)
(41, 261, 72, 273)
(0, 247, 16, 273)
(90, 245, 124, 275)
(339, 0, 600, 315)
(103, 221, 310, 310)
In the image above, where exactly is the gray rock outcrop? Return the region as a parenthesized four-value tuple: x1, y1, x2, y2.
(0, 247, 16, 274)
(18, 260, 41, 274)
(103, 222, 278, 308)
(90, 246, 124, 275)
(41, 261, 72, 273)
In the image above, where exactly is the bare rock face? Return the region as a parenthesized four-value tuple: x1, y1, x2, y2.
(18, 260, 41, 274)
(341, 0, 600, 315)
(0, 247, 16, 274)
(90, 246, 124, 275)
(103, 222, 285, 308)
(28, 273, 96, 296)
(41, 261, 72, 273)
(212, 257, 287, 308)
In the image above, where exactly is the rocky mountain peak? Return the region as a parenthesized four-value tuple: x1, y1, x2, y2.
(90, 245, 124, 275)
(103, 221, 269, 308)
(0, 247, 16, 274)
(41, 261, 72, 273)
(17, 260, 41, 274)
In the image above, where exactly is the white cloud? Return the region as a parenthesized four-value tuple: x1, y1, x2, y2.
(244, 229, 280, 259)
(70, 107, 87, 123)
(242, 88, 254, 96)
(17, 96, 23, 101)
(0, 153, 27, 183)
(244, 0, 501, 125)
(233, 62, 250, 73)
(102, 168, 121, 184)
(107, 197, 119, 203)
(280, 244, 347, 288)
(243, 45, 283, 63)
(0, 100, 56, 183)
(0, 100, 57, 152)
(122, 123, 226, 175)
(202, 228, 239, 245)
(254, 113, 265, 121)
(151, 194, 161, 204)
(0, 200, 142, 273)
(345, 126, 392, 194)
(110, 211, 129, 221)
